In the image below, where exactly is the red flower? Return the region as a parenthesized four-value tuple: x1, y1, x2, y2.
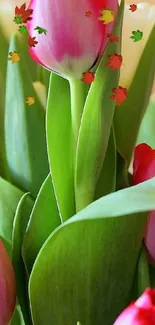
(133, 143, 155, 262)
(113, 288, 155, 325)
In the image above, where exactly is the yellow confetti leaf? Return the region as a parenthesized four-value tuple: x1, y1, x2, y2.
(26, 96, 35, 106)
(8, 51, 20, 63)
(98, 8, 115, 24)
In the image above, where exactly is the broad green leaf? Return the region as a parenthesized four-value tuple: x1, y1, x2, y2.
(12, 193, 34, 325)
(114, 24, 155, 165)
(17, 32, 38, 82)
(23, 174, 61, 274)
(5, 34, 49, 198)
(46, 73, 75, 221)
(0, 177, 25, 256)
(11, 305, 25, 325)
(75, 1, 124, 211)
(0, 24, 9, 178)
(29, 177, 155, 325)
(95, 126, 116, 199)
(137, 99, 155, 147)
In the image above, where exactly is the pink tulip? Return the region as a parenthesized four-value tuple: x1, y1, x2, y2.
(113, 288, 155, 325)
(133, 143, 155, 262)
(27, 0, 118, 79)
(0, 240, 16, 325)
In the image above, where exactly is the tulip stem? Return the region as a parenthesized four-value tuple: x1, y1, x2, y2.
(68, 78, 86, 161)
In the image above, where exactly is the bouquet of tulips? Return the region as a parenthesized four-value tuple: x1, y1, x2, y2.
(0, 0, 155, 324)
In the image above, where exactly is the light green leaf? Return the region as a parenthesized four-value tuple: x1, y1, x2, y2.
(137, 99, 155, 147)
(46, 73, 75, 221)
(12, 193, 34, 325)
(95, 126, 116, 199)
(75, 1, 124, 211)
(114, 24, 155, 165)
(0, 177, 25, 256)
(11, 305, 25, 325)
(29, 177, 155, 325)
(5, 34, 49, 198)
(23, 174, 61, 274)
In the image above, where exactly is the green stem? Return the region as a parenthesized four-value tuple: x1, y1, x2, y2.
(68, 78, 86, 162)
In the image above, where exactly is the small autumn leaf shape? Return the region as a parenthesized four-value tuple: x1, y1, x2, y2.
(129, 4, 137, 12)
(28, 36, 38, 48)
(26, 96, 35, 106)
(110, 86, 127, 105)
(14, 3, 33, 24)
(106, 53, 123, 70)
(130, 30, 143, 42)
(34, 26, 47, 35)
(85, 11, 92, 17)
(98, 8, 115, 24)
(18, 25, 27, 33)
(107, 33, 119, 43)
(81, 71, 95, 84)
(8, 51, 20, 63)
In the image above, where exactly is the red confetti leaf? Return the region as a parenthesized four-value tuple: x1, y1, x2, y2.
(107, 33, 119, 43)
(129, 4, 137, 12)
(110, 86, 127, 105)
(15, 3, 33, 23)
(28, 36, 38, 48)
(85, 10, 92, 17)
(106, 53, 123, 70)
(81, 71, 95, 84)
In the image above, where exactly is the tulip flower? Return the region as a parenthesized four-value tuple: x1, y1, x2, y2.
(120, 2, 155, 89)
(0, 240, 16, 325)
(113, 288, 155, 325)
(133, 143, 155, 262)
(27, 0, 118, 79)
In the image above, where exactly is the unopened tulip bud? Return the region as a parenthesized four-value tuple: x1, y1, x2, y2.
(27, 0, 118, 79)
(113, 288, 155, 325)
(0, 240, 16, 325)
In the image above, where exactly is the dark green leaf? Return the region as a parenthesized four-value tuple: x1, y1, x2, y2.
(23, 174, 61, 274)
(12, 193, 34, 325)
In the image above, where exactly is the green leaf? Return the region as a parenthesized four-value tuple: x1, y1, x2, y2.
(29, 177, 155, 325)
(5, 34, 49, 198)
(0, 177, 25, 256)
(134, 244, 150, 297)
(17, 32, 38, 82)
(95, 126, 116, 198)
(12, 193, 34, 325)
(46, 73, 75, 221)
(137, 99, 155, 147)
(0, 24, 9, 178)
(114, 24, 155, 165)
(11, 305, 25, 325)
(22, 174, 61, 274)
(75, 1, 124, 211)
